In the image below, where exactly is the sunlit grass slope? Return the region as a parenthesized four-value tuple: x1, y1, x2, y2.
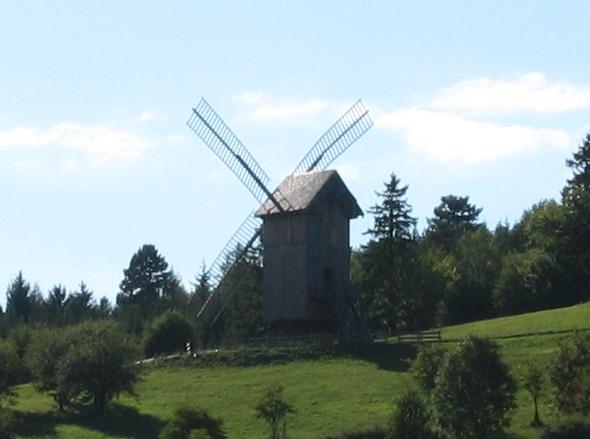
(13, 301, 590, 439)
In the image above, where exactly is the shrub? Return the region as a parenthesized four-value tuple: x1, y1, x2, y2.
(7, 325, 31, 360)
(0, 408, 16, 439)
(26, 328, 72, 410)
(431, 336, 516, 439)
(144, 311, 194, 357)
(159, 406, 226, 439)
(410, 344, 446, 393)
(0, 340, 20, 404)
(550, 332, 590, 415)
(540, 422, 590, 439)
(386, 388, 436, 439)
(57, 322, 141, 415)
(255, 384, 295, 439)
(521, 360, 546, 426)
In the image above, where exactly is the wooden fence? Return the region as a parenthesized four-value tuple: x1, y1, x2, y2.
(373, 329, 442, 344)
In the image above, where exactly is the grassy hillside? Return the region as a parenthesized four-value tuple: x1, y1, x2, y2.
(12, 302, 590, 439)
(441, 301, 590, 340)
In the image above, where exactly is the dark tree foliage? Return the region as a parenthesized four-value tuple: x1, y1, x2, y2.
(562, 134, 590, 300)
(118, 244, 171, 312)
(565, 133, 590, 190)
(161, 272, 190, 312)
(431, 336, 516, 439)
(354, 173, 425, 331)
(410, 344, 447, 394)
(144, 311, 194, 357)
(45, 284, 67, 325)
(521, 360, 546, 427)
(386, 388, 436, 439)
(255, 384, 295, 439)
(494, 220, 526, 255)
(439, 229, 501, 324)
(0, 339, 21, 403)
(366, 173, 417, 243)
(26, 328, 71, 411)
(427, 195, 482, 251)
(217, 245, 264, 344)
(550, 332, 590, 416)
(57, 322, 141, 415)
(64, 282, 96, 324)
(5, 272, 32, 324)
(97, 296, 113, 318)
(190, 264, 211, 317)
(159, 406, 227, 439)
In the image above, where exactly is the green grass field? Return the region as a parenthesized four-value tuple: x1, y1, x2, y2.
(12, 301, 590, 438)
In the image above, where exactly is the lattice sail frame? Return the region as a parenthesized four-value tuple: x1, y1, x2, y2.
(187, 98, 282, 209)
(195, 213, 261, 319)
(291, 99, 373, 174)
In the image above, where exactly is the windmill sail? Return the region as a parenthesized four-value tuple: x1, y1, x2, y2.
(292, 99, 373, 174)
(187, 98, 284, 211)
(196, 213, 261, 319)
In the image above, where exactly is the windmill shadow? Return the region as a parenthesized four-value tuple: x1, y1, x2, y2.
(342, 341, 417, 372)
(15, 404, 164, 439)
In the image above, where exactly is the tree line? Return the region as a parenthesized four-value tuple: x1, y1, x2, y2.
(352, 134, 590, 332)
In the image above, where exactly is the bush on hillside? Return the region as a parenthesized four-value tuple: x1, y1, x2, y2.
(255, 384, 295, 439)
(386, 388, 437, 439)
(26, 328, 72, 410)
(323, 429, 386, 439)
(57, 322, 141, 415)
(520, 360, 547, 426)
(550, 332, 590, 415)
(159, 406, 226, 439)
(144, 311, 194, 357)
(410, 344, 446, 393)
(7, 325, 31, 360)
(431, 336, 516, 439)
(0, 339, 21, 404)
(0, 408, 16, 439)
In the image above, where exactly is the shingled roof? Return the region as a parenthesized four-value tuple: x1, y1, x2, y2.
(255, 170, 363, 218)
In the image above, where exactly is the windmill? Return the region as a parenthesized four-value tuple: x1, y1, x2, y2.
(187, 98, 372, 341)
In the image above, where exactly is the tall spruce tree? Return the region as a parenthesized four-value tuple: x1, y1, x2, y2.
(5, 271, 32, 324)
(356, 173, 419, 331)
(366, 173, 416, 244)
(562, 133, 590, 300)
(565, 133, 590, 190)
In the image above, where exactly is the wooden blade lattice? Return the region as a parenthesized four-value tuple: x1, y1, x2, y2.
(187, 98, 281, 208)
(292, 99, 373, 174)
(196, 213, 261, 323)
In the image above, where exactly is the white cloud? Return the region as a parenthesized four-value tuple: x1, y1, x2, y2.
(376, 108, 571, 164)
(234, 91, 349, 124)
(135, 110, 167, 123)
(0, 123, 152, 168)
(431, 72, 590, 115)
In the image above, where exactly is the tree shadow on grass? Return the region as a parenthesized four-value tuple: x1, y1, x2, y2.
(15, 403, 165, 439)
(342, 341, 417, 372)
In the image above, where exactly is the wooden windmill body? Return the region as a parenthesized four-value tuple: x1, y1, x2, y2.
(256, 170, 362, 324)
(187, 99, 372, 340)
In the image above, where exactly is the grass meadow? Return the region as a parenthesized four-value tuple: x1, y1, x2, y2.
(12, 301, 590, 438)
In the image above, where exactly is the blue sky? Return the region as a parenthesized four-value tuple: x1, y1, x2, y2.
(1, 1, 589, 306)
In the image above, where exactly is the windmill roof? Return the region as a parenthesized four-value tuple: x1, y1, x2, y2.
(255, 170, 362, 218)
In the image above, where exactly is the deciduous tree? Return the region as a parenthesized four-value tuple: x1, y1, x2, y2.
(431, 336, 516, 439)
